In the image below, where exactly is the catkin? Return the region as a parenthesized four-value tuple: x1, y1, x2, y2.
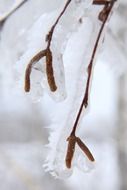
(76, 137, 95, 162)
(65, 136, 76, 169)
(24, 50, 46, 92)
(46, 49, 57, 92)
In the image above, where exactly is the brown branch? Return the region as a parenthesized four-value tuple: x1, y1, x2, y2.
(24, 0, 117, 170)
(65, 0, 117, 169)
(46, 0, 72, 49)
(73, 0, 116, 138)
(84, 0, 117, 108)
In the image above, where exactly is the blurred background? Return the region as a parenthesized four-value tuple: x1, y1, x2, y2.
(0, 0, 127, 190)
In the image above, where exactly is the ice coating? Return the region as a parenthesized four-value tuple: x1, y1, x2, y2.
(16, 11, 61, 101)
(44, 4, 114, 178)
(49, 0, 93, 100)
(15, 0, 118, 178)
(74, 146, 95, 173)
(16, 0, 94, 101)
(44, 16, 97, 178)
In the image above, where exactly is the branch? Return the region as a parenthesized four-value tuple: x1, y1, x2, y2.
(65, 0, 117, 169)
(46, 0, 72, 49)
(84, 0, 117, 107)
(24, 0, 72, 93)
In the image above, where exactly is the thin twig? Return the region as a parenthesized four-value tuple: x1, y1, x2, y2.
(70, 0, 116, 136)
(46, 0, 72, 49)
(65, 0, 117, 169)
(73, 0, 116, 134)
(84, 0, 116, 107)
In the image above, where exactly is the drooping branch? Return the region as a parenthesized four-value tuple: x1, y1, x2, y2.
(65, 0, 117, 169)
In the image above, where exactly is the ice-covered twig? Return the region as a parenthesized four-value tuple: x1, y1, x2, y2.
(46, 0, 72, 49)
(24, 0, 72, 93)
(84, 0, 117, 108)
(20, 0, 117, 176)
(65, 0, 117, 169)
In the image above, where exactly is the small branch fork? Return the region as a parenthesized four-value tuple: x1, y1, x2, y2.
(24, 0, 117, 169)
(65, 0, 117, 169)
